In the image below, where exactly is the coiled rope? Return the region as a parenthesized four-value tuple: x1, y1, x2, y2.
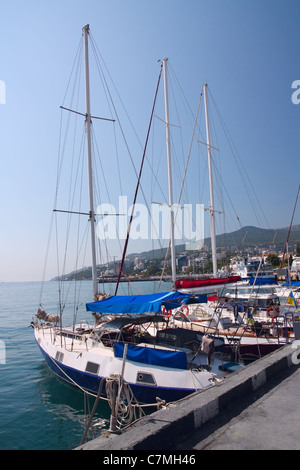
(106, 372, 146, 431)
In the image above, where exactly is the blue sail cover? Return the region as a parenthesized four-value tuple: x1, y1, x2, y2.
(86, 291, 207, 314)
(282, 281, 300, 286)
(247, 277, 278, 286)
(114, 342, 188, 369)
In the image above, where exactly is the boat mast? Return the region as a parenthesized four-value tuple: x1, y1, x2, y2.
(280, 183, 300, 269)
(82, 24, 98, 299)
(162, 58, 176, 288)
(203, 83, 217, 277)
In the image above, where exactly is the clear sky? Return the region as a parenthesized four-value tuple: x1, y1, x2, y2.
(1, 0, 300, 282)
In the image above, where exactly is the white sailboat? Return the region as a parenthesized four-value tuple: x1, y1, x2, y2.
(230, 256, 277, 285)
(169, 83, 293, 361)
(32, 26, 240, 407)
(171, 292, 293, 362)
(175, 83, 246, 295)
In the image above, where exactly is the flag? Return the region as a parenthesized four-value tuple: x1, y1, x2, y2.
(247, 309, 255, 325)
(288, 291, 298, 310)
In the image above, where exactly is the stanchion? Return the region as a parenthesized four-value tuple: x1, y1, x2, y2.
(108, 343, 128, 434)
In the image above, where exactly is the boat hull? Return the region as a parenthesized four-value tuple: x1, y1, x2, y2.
(34, 326, 224, 404)
(225, 341, 283, 363)
(38, 342, 198, 403)
(175, 276, 242, 290)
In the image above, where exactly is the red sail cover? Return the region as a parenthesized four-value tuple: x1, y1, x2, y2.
(175, 275, 242, 289)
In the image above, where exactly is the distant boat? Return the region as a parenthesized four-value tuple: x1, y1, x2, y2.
(276, 281, 300, 304)
(230, 257, 277, 286)
(175, 275, 245, 293)
(291, 256, 300, 274)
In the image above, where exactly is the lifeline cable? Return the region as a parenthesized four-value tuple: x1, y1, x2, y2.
(115, 64, 163, 295)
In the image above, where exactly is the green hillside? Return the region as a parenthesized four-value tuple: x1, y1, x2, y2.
(51, 225, 300, 280)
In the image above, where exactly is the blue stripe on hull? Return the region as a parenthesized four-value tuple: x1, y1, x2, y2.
(40, 345, 102, 392)
(37, 341, 195, 404)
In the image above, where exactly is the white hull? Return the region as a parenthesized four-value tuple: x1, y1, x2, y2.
(34, 322, 230, 404)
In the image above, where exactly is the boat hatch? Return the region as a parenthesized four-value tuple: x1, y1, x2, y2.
(156, 327, 203, 349)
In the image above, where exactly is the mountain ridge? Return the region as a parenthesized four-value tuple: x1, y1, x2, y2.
(125, 224, 300, 260)
(51, 224, 300, 280)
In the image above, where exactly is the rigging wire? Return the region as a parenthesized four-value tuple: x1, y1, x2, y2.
(280, 183, 300, 268)
(158, 90, 203, 286)
(115, 63, 163, 294)
(90, 123, 125, 261)
(89, 34, 167, 267)
(60, 36, 83, 107)
(207, 88, 271, 233)
(167, 62, 196, 206)
(197, 88, 242, 245)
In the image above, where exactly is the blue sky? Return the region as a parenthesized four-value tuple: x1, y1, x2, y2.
(1, 0, 299, 282)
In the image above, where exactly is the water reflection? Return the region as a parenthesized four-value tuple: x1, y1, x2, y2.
(35, 362, 110, 448)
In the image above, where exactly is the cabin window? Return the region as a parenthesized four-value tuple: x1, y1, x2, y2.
(85, 361, 100, 375)
(55, 351, 64, 363)
(136, 371, 156, 386)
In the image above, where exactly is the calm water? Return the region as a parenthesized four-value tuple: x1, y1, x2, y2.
(0, 280, 171, 450)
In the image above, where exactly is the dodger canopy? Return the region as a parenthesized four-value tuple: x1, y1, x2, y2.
(86, 291, 207, 315)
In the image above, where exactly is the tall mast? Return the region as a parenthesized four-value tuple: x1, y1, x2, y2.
(82, 24, 98, 299)
(203, 83, 217, 277)
(280, 184, 300, 269)
(162, 58, 176, 288)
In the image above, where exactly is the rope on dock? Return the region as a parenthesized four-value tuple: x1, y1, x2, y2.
(80, 372, 153, 444)
(106, 372, 146, 433)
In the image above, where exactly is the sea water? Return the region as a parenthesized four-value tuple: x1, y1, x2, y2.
(0, 279, 171, 450)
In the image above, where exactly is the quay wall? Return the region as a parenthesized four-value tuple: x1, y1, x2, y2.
(75, 342, 300, 451)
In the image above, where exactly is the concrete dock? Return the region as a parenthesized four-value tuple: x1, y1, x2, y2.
(177, 359, 300, 450)
(76, 341, 300, 451)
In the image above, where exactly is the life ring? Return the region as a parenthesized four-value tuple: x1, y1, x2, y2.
(162, 306, 172, 319)
(267, 306, 280, 318)
(181, 305, 189, 315)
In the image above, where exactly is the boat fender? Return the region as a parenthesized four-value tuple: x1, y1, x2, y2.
(36, 308, 59, 323)
(181, 305, 189, 315)
(162, 306, 172, 319)
(267, 306, 280, 318)
(201, 335, 214, 354)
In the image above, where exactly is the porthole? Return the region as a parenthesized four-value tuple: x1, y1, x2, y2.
(55, 351, 64, 363)
(136, 371, 156, 386)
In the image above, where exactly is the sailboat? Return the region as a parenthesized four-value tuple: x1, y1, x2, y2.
(32, 26, 241, 407)
(175, 275, 244, 292)
(175, 83, 246, 295)
(171, 294, 292, 362)
(168, 83, 293, 361)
